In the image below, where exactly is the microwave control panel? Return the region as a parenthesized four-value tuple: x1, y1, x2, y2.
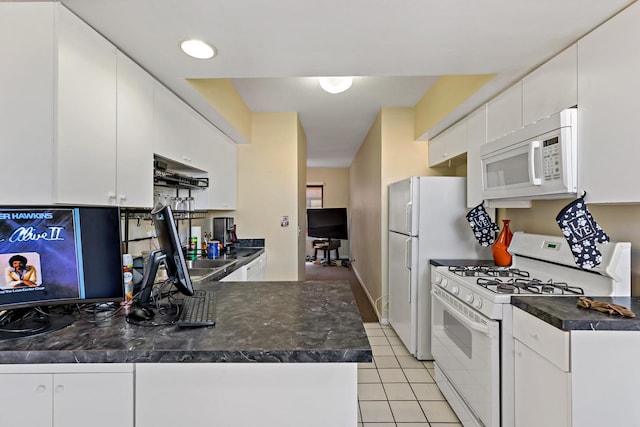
(542, 136, 561, 181)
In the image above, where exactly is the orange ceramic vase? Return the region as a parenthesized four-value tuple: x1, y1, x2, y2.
(492, 219, 513, 266)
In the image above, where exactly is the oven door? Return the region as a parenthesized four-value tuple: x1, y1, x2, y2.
(431, 289, 500, 427)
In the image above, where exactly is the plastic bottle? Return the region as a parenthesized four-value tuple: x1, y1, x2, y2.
(122, 254, 134, 305)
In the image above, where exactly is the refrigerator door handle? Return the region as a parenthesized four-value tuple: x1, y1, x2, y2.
(405, 238, 412, 270)
(406, 201, 412, 234)
(405, 237, 412, 303)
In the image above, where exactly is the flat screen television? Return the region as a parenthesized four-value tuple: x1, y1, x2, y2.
(0, 206, 124, 337)
(307, 208, 348, 240)
(134, 204, 194, 315)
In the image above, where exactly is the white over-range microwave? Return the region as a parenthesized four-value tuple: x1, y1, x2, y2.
(480, 108, 577, 201)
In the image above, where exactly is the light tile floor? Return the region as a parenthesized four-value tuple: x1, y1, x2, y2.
(358, 322, 462, 427)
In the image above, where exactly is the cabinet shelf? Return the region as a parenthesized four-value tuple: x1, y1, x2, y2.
(154, 169, 208, 190)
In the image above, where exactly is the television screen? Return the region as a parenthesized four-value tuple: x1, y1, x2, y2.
(307, 208, 348, 240)
(0, 206, 124, 311)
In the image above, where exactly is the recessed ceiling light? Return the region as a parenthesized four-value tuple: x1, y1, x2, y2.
(180, 39, 216, 59)
(318, 76, 353, 94)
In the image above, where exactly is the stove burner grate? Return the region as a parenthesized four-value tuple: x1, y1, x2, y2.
(448, 265, 530, 278)
(474, 277, 585, 295)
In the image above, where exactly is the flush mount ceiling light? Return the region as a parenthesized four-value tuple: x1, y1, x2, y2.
(180, 39, 216, 59)
(318, 76, 353, 94)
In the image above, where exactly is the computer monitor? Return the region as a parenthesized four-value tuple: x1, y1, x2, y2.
(136, 204, 194, 309)
(0, 206, 124, 337)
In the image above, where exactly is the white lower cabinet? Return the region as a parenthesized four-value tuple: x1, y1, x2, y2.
(221, 253, 266, 282)
(513, 307, 640, 427)
(135, 363, 357, 427)
(514, 340, 571, 427)
(0, 365, 133, 427)
(246, 253, 266, 281)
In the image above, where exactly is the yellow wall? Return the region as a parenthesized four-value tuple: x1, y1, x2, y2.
(505, 201, 640, 296)
(306, 167, 350, 259)
(235, 112, 302, 280)
(414, 74, 495, 138)
(350, 112, 383, 315)
(188, 78, 252, 142)
(350, 108, 437, 320)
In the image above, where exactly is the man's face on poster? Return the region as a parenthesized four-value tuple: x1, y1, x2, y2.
(11, 260, 25, 271)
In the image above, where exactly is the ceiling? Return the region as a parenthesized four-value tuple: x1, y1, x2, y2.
(60, 0, 634, 168)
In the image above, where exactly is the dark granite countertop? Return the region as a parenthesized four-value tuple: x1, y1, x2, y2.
(430, 259, 495, 267)
(512, 296, 640, 331)
(0, 280, 371, 364)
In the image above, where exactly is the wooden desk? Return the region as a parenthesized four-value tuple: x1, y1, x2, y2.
(313, 239, 341, 264)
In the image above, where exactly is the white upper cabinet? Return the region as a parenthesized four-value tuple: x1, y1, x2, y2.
(116, 52, 154, 208)
(466, 106, 487, 208)
(487, 82, 522, 142)
(0, 3, 154, 207)
(154, 82, 208, 172)
(154, 82, 238, 210)
(522, 44, 577, 125)
(55, 5, 118, 205)
(207, 133, 238, 210)
(428, 119, 467, 167)
(0, 3, 55, 204)
(577, 2, 640, 203)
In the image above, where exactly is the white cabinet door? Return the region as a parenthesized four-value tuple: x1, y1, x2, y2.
(577, 2, 640, 203)
(153, 82, 208, 171)
(55, 5, 118, 205)
(54, 372, 133, 427)
(487, 82, 522, 142)
(153, 83, 187, 165)
(523, 44, 577, 126)
(116, 52, 154, 208)
(0, 373, 53, 426)
(0, 3, 55, 204)
(428, 119, 467, 167)
(514, 340, 571, 427)
(208, 133, 238, 210)
(466, 106, 486, 208)
(246, 253, 266, 281)
(220, 265, 248, 281)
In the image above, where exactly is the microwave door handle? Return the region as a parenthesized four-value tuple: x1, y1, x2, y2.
(529, 140, 542, 186)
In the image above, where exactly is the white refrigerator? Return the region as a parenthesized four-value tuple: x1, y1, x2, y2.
(388, 176, 490, 360)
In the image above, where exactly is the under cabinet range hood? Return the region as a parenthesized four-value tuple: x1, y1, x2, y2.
(480, 108, 577, 201)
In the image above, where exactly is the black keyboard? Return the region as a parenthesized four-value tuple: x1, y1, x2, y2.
(176, 290, 216, 327)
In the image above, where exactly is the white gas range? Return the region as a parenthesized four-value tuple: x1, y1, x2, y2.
(430, 232, 631, 427)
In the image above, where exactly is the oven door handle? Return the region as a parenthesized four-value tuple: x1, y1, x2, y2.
(431, 291, 489, 335)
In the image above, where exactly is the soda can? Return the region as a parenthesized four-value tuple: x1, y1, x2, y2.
(207, 241, 220, 258)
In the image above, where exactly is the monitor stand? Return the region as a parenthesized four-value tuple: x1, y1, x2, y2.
(0, 307, 76, 341)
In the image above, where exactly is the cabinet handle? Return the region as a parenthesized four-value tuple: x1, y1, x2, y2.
(119, 194, 127, 201)
(108, 192, 116, 200)
(530, 331, 539, 339)
(36, 385, 47, 394)
(55, 385, 64, 394)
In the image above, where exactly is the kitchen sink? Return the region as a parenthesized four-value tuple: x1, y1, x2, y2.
(186, 258, 236, 269)
(186, 258, 237, 282)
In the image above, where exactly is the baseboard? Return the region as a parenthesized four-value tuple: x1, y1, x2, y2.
(350, 264, 381, 323)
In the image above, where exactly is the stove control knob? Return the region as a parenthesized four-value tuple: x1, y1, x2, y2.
(465, 294, 474, 304)
(440, 279, 448, 289)
(434, 275, 442, 285)
(473, 299, 483, 309)
(451, 286, 459, 295)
